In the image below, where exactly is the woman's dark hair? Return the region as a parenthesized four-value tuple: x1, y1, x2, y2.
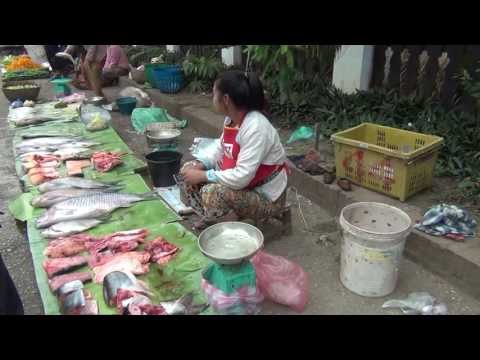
(215, 70, 265, 112)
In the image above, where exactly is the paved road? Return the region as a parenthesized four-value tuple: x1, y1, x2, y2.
(1, 80, 480, 315)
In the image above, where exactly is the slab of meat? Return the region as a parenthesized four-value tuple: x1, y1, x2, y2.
(48, 271, 92, 293)
(89, 250, 115, 268)
(86, 228, 149, 255)
(66, 160, 91, 176)
(91, 151, 125, 173)
(144, 237, 180, 265)
(43, 234, 93, 258)
(92, 252, 151, 283)
(43, 255, 89, 278)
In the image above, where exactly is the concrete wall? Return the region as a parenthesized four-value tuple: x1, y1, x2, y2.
(332, 45, 374, 93)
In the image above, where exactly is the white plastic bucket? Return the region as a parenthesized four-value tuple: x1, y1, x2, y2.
(339, 202, 412, 297)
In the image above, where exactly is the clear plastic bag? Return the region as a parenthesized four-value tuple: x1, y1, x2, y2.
(382, 292, 448, 315)
(251, 251, 309, 312)
(201, 279, 264, 315)
(79, 104, 111, 131)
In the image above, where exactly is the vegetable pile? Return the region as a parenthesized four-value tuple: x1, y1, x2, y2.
(5, 55, 41, 72)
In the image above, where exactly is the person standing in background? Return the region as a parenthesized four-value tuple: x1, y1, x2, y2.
(102, 45, 130, 86)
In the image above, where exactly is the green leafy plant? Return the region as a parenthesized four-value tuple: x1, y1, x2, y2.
(125, 46, 167, 67)
(182, 54, 225, 93)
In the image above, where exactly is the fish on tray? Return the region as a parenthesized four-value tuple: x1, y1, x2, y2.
(144, 237, 180, 265)
(41, 219, 103, 239)
(38, 177, 122, 193)
(35, 192, 158, 229)
(92, 251, 151, 283)
(43, 255, 89, 278)
(31, 187, 122, 208)
(48, 271, 92, 293)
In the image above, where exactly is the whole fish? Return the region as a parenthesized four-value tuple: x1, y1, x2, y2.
(53, 148, 94, 161)
(16, 137, 80, 149)
(38, 177, 121, 193)
(21, 132, 75, 139)
(41, 219, 103, 238)
(36, 192, 158, 228)
(16, 146, 58, 155)
(31, 187, 121, 208)
(13, 116, 58, 127)
(56, 141, 100, 149)
(18, 151, 55, 160)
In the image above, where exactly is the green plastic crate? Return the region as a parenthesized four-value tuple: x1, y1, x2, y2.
(202, 262, 256, 294)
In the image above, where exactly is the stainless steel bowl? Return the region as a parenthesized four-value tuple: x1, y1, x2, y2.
(85, 96, 105, 106)
(145, 127, 181, 147)
(198, 222, 264, 265)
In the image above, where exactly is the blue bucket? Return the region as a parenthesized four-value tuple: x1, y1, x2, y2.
(153, 66, 184, 94)
(116, 97, 137, 115)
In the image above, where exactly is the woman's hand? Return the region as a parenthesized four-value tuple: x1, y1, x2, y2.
(180, 160, 205, 173)
(181, 168, 207, 186)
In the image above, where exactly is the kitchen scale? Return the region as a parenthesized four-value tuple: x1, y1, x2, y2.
(202, 261, 256, 295)
(198, 222, 263, 295)
(51, 77, 72, 98)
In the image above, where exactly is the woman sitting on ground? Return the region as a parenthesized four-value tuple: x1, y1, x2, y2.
(180, 70, 289, 230)
(101, 45, 130, 86)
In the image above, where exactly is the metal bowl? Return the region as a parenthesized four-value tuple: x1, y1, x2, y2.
(85, 96, 105, 106)
(198, 222, 264, 265)
(145, 127, 181, 147)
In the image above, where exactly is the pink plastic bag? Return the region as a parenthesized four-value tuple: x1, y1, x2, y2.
(251, 250, 309, 312)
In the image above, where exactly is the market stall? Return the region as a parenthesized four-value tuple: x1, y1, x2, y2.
(6, 88, 214, 315)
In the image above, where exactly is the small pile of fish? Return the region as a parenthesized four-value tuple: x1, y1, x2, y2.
(22, 153, 61, 185)
(16, 136, 98, 158)
(29, 177, 159, 239)
(36, 190, 158, 238)
(91, 151, 125, 172)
